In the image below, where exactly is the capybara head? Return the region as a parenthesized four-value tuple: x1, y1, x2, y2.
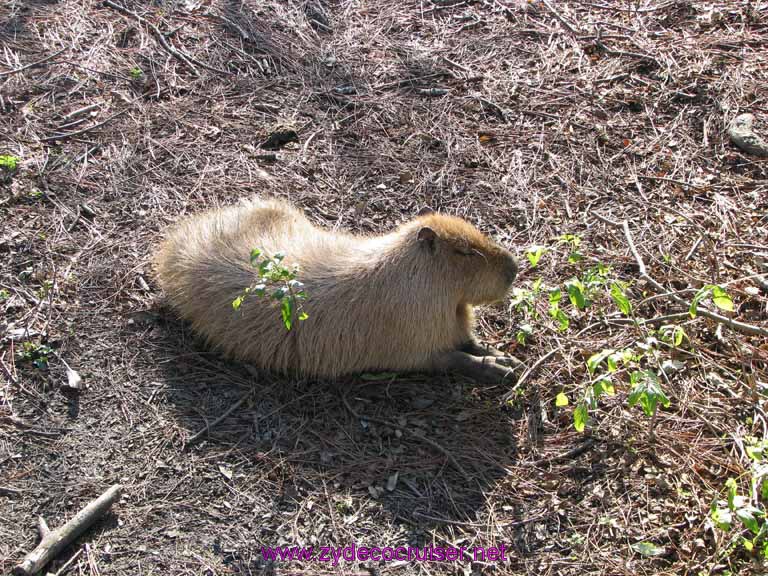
(413, 209, 518, 305)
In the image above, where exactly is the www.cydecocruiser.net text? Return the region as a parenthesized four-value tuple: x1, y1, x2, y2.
(261, 544, 509, 565)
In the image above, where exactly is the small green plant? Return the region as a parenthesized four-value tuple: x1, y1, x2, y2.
(557, 233, 583, 263)
(572, 345, 671, 433)
(710, 437, 768, 559)
(515, 323, 533, 345)
(0, 289, 9, 302)
(18, 342, 53, 370)
(547, 287, 570, 331)
(0, 155, 19, 171)
(526, 245, 547, 268)
(659, 324, 688, 347)
(690, 284, 734, 317)
(129, 67, 143, 79)
(37, 279, 54, 300)
(233, 249, 308, 331)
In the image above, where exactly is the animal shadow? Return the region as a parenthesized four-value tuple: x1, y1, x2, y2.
(144, 310, 524, 535)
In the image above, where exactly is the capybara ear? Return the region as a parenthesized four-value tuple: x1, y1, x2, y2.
(417, 226, 437, 249)
(417, 206, 434, 216)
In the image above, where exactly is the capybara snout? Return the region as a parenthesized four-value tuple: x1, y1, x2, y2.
(154, 198, 521, 381)
(500, 251, 518, 286)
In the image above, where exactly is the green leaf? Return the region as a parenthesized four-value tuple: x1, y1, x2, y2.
(711, 506, 732, 530)
(556, 233, 581, 248)
(548, 287, 562, 305)
(509, 287, 531, 308)
(298, 311, 308, 321)
(565, 278, 587, 310)
(567, 251, 583, 264)
(551, 307, 569, 331)
(0, 155, 19, 171)
(736, 506, 764, 535)
(725, 478, 737, 510)
(281, 298, 293, 330)
(587, 349, 614, 375)
(532, 277, 543, 293)
(526, 246, 546, 268)
(555, 392, 569, 407)
(690, 285, 713, 318)
(273, 287, 287, 300)
(232, 295, 244, 310)
(628, 370, 670, 417)
(593, 376, 615, 398)
(573, 403, 588, 432)
(711, 285, 734, 312)
(250, 248, 262, 265)
(610, 282, 632, 316)
(631, 542, 665, 557)
(516, 323, 533, 345)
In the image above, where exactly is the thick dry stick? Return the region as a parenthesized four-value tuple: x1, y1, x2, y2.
(596, 215, 768, 338)
(14, 484, 123, 576)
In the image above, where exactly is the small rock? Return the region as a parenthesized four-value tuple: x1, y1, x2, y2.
(63, 367, 82, 392)
(728, 113, 768, 157)
(260, 127, 299, 150)
(386, 472, 398, 492)
(411, 397, 434, 410)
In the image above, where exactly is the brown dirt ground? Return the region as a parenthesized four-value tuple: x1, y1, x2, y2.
(2, 1, 768, 575)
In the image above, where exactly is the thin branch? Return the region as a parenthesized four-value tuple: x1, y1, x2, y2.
(42, 99, 139, 142)
(502, 348, 558, 402)
(103, 0, 232, 77)
(597, 215, 768, 338)
(342, 393, 471, 481)
(0, 47, 68, 77)
(187, 390, 253, 445)
(540, 0, 581, 35)
(533, 438, 597, 467)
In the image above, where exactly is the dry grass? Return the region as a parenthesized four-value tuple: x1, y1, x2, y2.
(1, 1, 768, 575)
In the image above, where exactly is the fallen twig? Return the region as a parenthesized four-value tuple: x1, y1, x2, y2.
(502, 348, 558, 402)
(341, 393, 471, 481)
(533, 438, 596, 467)
(14, 484, 123, 576)
(596, 214, 768, 338)
(42, 99, 141, 142)
(187, 390, 253, 445)
(540, 0, 581, 35)
(0, 47, 68, 77)
(103, 0, 231, 77)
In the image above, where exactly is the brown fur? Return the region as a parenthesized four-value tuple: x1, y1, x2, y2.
(153, 197, 519, 379)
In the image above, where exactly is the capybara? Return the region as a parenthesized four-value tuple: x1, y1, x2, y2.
(154, 198, 520, 382)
